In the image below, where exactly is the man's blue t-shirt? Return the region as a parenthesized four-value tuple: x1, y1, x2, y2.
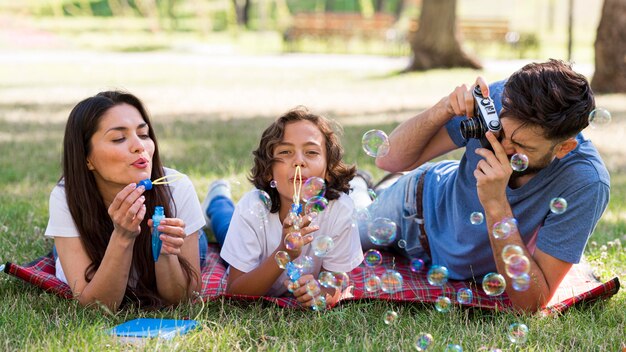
(422, 80, 610, 280)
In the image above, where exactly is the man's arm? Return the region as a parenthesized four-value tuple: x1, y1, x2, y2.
(376, 79, 490, 172)
(475, 132, 571, 312)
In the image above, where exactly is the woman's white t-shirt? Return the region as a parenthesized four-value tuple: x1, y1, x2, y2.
(220, 191, 364, 296)
(44, 168, 205, 284)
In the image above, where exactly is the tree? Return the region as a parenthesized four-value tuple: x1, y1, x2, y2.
(232, 0, 252, 28)
(405, 0, 481, 71)
(592, 0, 626, 93)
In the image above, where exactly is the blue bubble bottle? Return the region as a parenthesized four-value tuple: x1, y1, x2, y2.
(151, 206, 164, 262)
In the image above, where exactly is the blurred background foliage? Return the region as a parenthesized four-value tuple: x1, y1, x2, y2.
(0, 0, 603, 60)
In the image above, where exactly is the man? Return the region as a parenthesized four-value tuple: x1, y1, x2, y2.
(357, 60, 610, 312)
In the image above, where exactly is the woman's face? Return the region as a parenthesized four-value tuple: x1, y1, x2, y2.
(86, 103, 155, 196)
(271, 120, 328, 211)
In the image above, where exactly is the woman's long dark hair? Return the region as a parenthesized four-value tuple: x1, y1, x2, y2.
(61, 91, 197, 308)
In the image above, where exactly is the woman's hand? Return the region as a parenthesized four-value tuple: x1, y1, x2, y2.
(108, 183, 146, 240)
(149, 217, 186, 256)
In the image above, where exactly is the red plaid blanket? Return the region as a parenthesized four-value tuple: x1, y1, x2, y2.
(3, 244, 619, 315)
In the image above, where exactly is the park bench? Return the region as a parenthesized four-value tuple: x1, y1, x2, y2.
(283, 12, 397, 48)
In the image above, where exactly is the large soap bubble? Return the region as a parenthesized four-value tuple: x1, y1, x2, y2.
(362, 129, 390, 158)
(588, 108, 611, 128)
(367, 218, 397, 245)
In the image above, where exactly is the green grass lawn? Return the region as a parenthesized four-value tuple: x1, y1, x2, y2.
(0, 36, 624, 350)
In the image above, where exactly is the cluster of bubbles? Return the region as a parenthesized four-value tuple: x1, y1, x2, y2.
(270, 177, 343, 311)
(362, 129, 390, 158)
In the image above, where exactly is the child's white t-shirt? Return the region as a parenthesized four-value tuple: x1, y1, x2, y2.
(220, 191, 364, 297)
(44, 168, 205, 285)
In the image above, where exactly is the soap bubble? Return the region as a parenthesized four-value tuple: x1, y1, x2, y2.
(364, 249, 383, 268)
(507, 322, 529, 344)
(502, 244, 524, 263)
(364, 274, 381, 292)
(445, 344, 463, 352)
(311, 295, 327, 311)
(249, 189, 272, 218)
(333, 272, 350, 291)
(362, 129, 390, 158)
(549, 197, 568, 214)
(505, 254, 530, 278)
(492, 217, 517, 239)
(398, 239, 407, 248)
(367, 218, 397, 245)
(292, 255, 314, 274)
(383, 310, 398, 325)
(318, 271, 337, 288)
(415, 333, 434, 351)
(456, 288, 473, 304)
(287, 280, 300, 293)
(284, 232, 303, 250)
(510, 153, 529, 172)
(588, 108, 612, 128)
(352, 207, 371, 224)
(512, 273, 531, 291)
(312, 235, 334, 257)
(380, 270, 403, 293)
(410, 258, 425, 272)
(287, 211, 302, 230)
(470, 211, 484, 225)
(304, 196, 328, 215)
(274, 251, 291, 269)
(305, 279, 321, 297)
(435, 296, 452, 313)
(482, 272, 506, 296)
(302, 177, 326, 202)
(427, 265, 449, 286)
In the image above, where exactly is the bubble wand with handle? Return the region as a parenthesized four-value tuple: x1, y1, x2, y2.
(151, 206, 165, 262)
(138, 173, 185, 191)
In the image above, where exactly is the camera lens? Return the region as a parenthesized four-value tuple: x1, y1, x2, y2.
(460, 117, 483, 139)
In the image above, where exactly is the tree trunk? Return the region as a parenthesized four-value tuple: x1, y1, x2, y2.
(405, 0, 481, 71)
(591, 0, 626, 93)
(232, 0, 251, 27)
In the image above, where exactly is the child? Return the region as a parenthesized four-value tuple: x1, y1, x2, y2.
(205, 107, 363, 308)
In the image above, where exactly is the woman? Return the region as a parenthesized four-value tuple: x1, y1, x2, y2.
(44, 91, 205, 310)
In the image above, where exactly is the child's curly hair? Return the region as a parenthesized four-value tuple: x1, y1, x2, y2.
(249, 107, 356, 213)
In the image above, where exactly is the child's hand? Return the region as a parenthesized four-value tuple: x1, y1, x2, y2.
(286, 274, 318, 308)
(280, 214, 319, 259)
(148, 217, 186, 256)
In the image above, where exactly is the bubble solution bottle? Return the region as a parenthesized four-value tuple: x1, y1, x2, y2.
(152, 206, 164, 262)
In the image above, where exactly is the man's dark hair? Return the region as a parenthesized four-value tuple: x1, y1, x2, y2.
(501, 59, 595, 141)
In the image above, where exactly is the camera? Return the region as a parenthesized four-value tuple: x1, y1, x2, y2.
(459, 86, 502, 151)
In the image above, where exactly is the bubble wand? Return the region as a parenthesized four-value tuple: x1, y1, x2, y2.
(291, 165, 303, 214)
(138, 173, 185, 190)
(151, 206, 164, 262)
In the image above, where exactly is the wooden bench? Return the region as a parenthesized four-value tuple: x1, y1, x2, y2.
(408, 18, 510, 43)
(283, 12, 397, 44)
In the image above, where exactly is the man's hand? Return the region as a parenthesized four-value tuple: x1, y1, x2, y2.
(444, 76, 490, 118)
(474, 131, 512, 213)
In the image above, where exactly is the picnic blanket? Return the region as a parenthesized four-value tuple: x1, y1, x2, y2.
(3, 244, 620, 315)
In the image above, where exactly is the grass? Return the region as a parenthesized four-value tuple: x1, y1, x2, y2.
(0, 26, 625, 351)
